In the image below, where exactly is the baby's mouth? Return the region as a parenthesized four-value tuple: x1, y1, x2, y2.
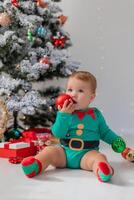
(72, 99, 77, 104)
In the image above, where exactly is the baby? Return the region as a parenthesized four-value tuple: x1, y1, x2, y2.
(21, 70, 128, 182)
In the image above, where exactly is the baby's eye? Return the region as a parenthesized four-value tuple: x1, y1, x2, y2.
(67, 88, 72, 92)
(78, 89, 84, 93)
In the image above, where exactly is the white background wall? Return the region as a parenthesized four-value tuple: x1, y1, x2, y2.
(58, 0, 134, 134)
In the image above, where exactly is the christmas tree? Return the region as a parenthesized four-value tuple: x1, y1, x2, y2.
(0, 0, 79, 140)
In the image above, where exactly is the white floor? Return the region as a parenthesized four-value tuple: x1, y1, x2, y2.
(0, 134, 134, 200)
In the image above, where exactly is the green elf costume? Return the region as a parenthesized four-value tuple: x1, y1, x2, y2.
(51, 107, 120, 181)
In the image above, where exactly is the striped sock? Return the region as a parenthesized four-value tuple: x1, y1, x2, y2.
(97, 162, 114, 182)
(21, 156, 42, 178)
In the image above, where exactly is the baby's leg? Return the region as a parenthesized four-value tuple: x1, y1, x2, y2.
(21, 146, 66, 178)
(80, 150, 114, 182)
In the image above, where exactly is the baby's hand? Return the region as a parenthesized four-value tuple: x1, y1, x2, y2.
(58, 99, 75, 114)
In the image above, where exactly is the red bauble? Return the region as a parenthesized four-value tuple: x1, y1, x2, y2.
(121, 147, 130, 159)
(51, 36, 66, 47)
(39, 56, 50, 65)
(11, 0, 19, 7)
(55, 94, 75, 109)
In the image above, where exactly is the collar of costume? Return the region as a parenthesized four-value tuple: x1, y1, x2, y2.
(73, 108, 96, 120)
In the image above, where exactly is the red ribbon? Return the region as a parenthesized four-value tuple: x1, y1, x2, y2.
(22, 128, 51, 141)
(3, 128, 51, 149)
(51, 36, 66, 47)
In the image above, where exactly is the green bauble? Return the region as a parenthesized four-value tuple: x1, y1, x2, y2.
(112, 137, 126, 153)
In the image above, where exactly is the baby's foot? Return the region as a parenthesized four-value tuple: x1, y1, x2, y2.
(21, 156, 42, 178)
(97, 162, 114, 182)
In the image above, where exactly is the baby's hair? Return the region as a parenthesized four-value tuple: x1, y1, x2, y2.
(69, 71, 97, 93)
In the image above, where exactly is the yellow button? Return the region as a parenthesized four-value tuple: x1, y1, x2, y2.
(76, 129, 83, 136)
(77, 124, 84, 129)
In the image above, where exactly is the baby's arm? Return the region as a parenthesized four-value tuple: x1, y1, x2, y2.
(51, 111, 72, 138)
(95, 108, 120, 144)
(51, 100, 75, 138)
(96, 108, 134, 162)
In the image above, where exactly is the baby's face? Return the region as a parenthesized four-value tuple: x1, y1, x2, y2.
(66, 77, 95, 110)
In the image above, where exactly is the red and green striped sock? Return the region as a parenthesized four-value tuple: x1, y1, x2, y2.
(21, 156, 42, 178)
(97, 162, 114, 182)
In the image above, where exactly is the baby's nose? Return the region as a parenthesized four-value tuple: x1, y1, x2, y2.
(71, 91, 76, 96)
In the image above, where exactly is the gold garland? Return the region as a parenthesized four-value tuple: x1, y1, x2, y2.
(0, 99, 8, 140)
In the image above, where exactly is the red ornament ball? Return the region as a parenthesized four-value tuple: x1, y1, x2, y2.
(39, 56, 50, 65)
(55, 93, 75, 109)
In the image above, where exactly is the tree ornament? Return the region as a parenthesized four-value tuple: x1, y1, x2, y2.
(39, 56, 50, 65)
(0, 0, 80, 131)
(27, 29, 34, 42)
(112, 137, 126, 153)
(0, 99, 9, 140)
(55, 93, 75, 109)
(5, 128, 22, 140)
(51, 36, 66, 47)
(37, 26, 47, 38)
(11, 0, 19, 8)
(0, 12, 12, 27)
(37, 0, 49, 8)
(15, 63, 20, 70)
(121, 147, 134, 162)
(58, 15, 68, 25)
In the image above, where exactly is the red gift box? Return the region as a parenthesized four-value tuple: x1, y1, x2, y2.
(0, 140, 37, 158)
